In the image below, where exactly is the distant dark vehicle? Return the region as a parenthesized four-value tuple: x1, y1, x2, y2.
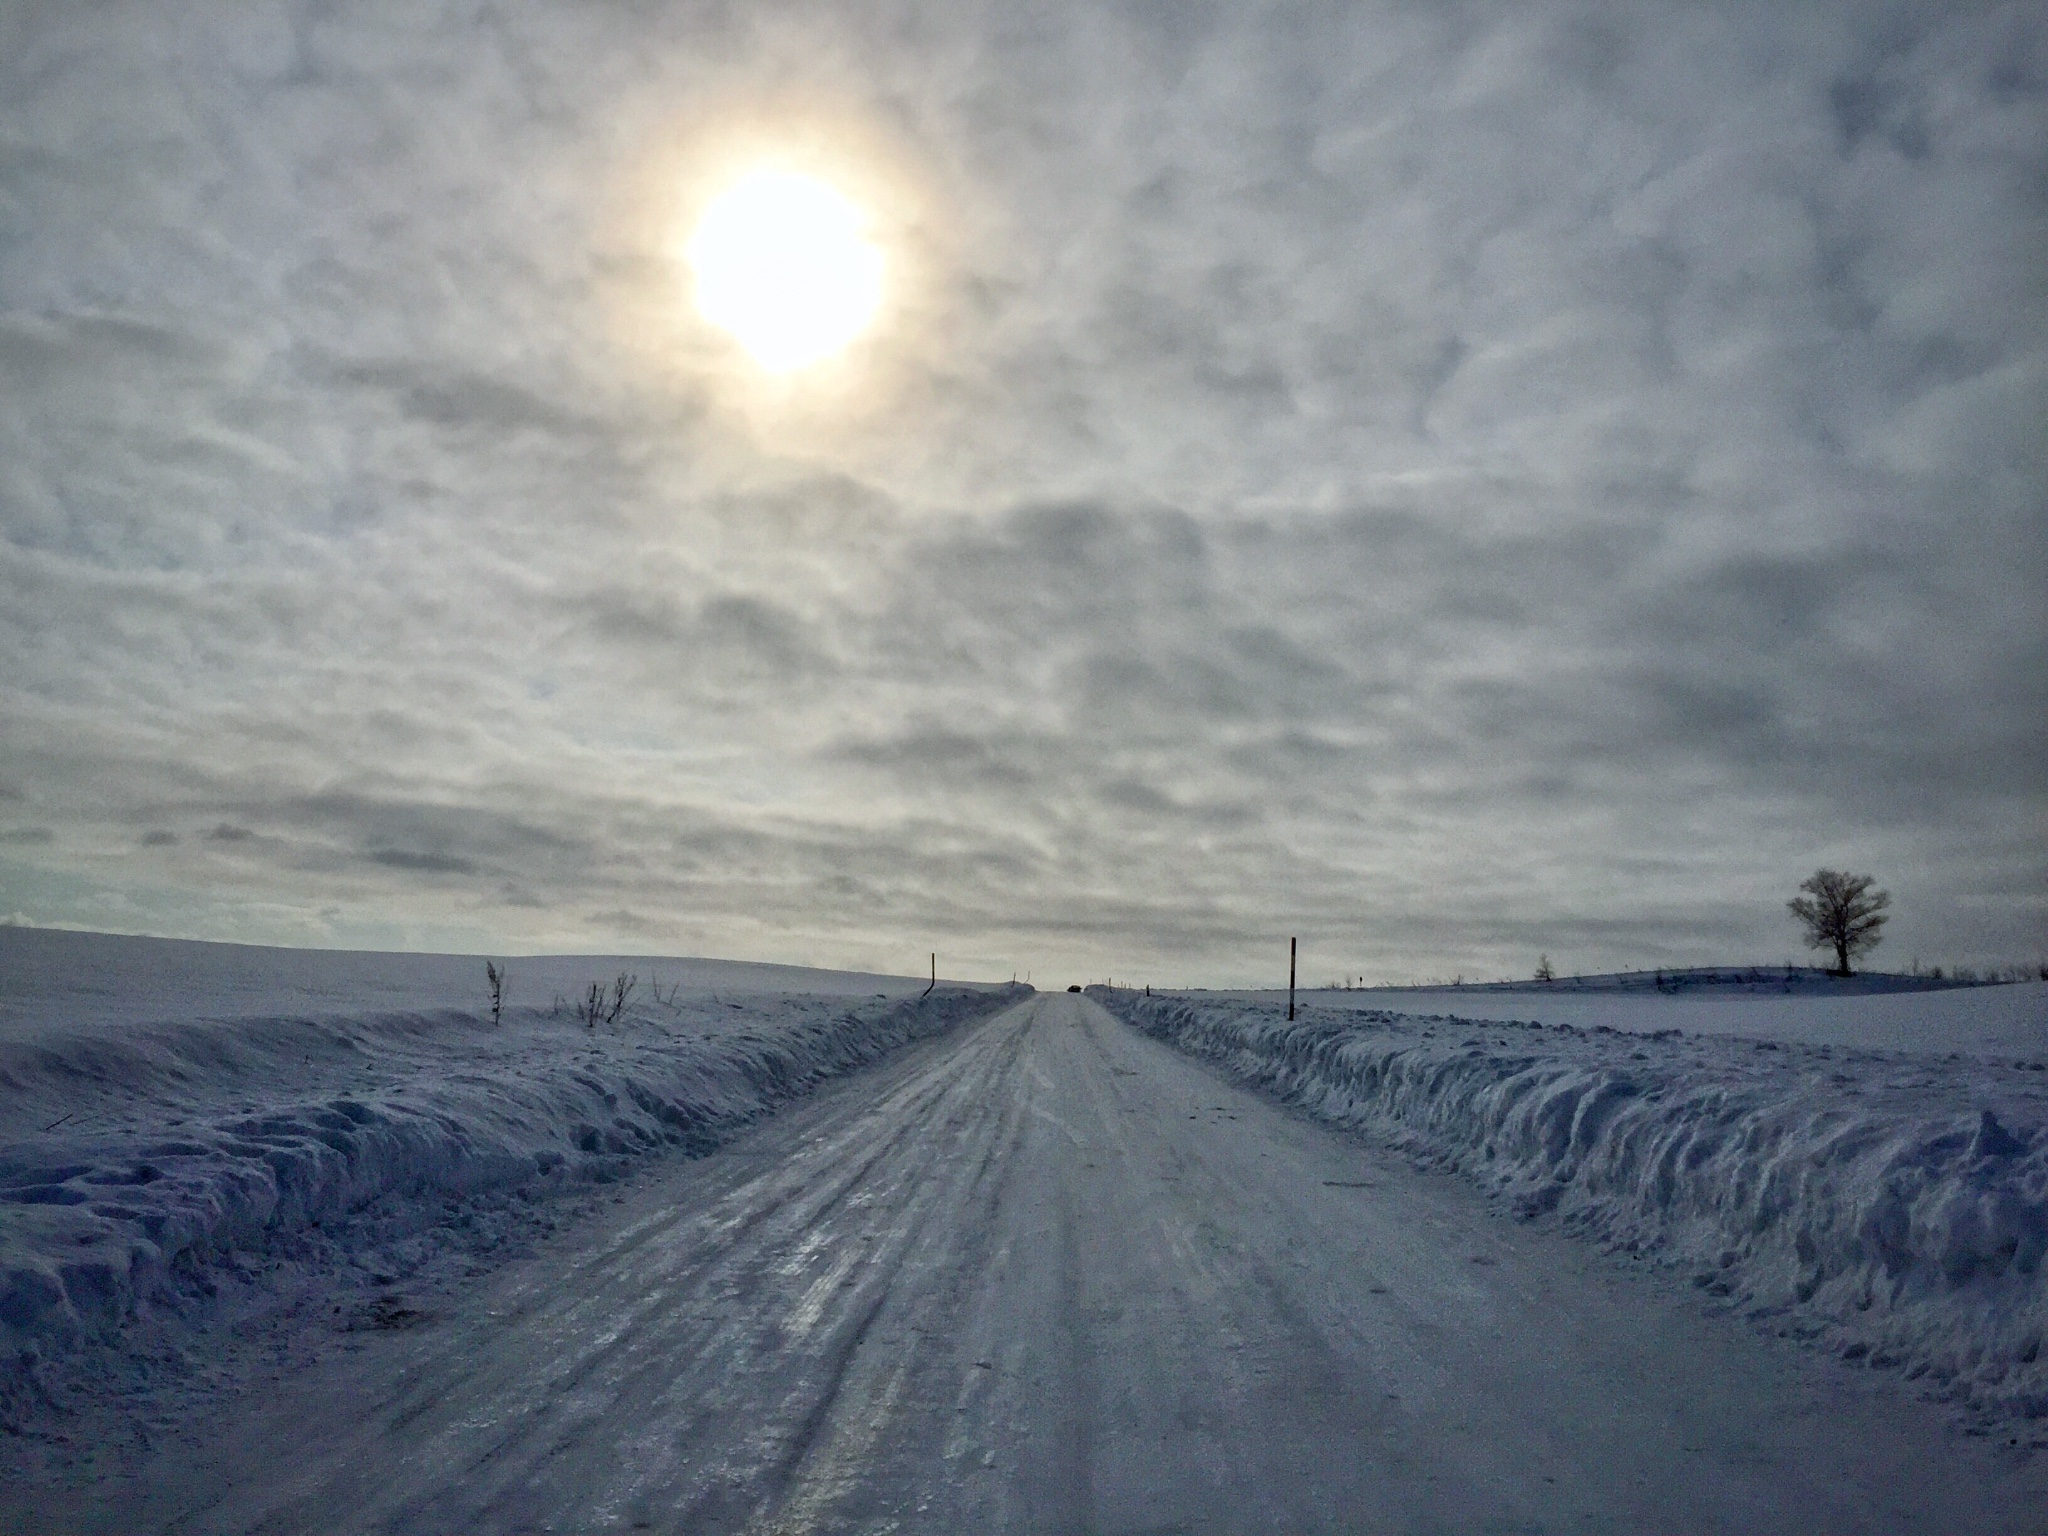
(1067, 984, 1082, 993)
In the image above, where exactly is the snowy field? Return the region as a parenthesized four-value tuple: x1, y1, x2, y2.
(0, 925, 944, 1043)
(0, 928, 1015, 1431)
(1094, 985, 2048, 1427)
(1201, 976, 2048, 1056)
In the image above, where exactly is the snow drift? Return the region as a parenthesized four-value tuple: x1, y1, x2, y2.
(0, 985, 1018, 1402)
(1093, 989, 2048, 1424)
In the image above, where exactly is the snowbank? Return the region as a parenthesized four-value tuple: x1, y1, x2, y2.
(1094, 989, 2048, 1424)
(0, 984, 1020, 1403)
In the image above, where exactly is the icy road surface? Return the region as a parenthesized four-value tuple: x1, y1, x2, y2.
(26, 993, 2046, 1534)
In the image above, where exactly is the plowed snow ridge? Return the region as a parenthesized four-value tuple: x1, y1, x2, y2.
(0, 985, 1018, 1413)
(1094, 988, 2048, 1426)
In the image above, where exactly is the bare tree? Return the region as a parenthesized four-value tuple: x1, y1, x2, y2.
(1789, 869, 1890, 976)
(484, 961, 506, 1026)
(605, 972, 637, 1026)
(573, 974, 639, 1029)
(1534, 955, 1555, 983)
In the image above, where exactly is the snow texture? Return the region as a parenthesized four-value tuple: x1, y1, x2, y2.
(1093, 988, 2048, 1425)
(0, 925, 943, 1045)
(1205, 976, 2048, 1056)
(0, 975, 1016, 1419)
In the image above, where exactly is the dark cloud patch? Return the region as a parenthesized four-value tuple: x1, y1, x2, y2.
(294, 792, 593, 874)
(140, 829, 178, 846)
(836, 725, 1043, 793)
(578, 588, 834, 685)
(1095, 777, 1258, 829)
(206, 824, 255, 843)
(369, 849, 477, 876)
(302, 352, 604, 439)
(0, 828, 55, 845)
(1645, 553, 1848, 646)
(0, 311, 223, 378)
(1828, 76, 1921, 158)
(585, 908, 665, 936)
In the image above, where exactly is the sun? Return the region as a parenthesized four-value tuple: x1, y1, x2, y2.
(685, 169, 884, 372)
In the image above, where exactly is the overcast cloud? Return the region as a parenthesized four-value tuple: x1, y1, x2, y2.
(1, 0, 2042, 984)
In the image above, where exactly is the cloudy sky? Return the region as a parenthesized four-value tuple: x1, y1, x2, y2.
(1, 0, 2041, 985)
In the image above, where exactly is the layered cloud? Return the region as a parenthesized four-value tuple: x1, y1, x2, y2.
(0, 0, 2041, 982)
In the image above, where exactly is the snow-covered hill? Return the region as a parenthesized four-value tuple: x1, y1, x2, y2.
(0, 925, 941, 1044)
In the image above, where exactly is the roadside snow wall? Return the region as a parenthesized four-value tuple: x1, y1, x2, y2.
(1094, 990, 2048, 1425)
(0, 986, 1019, 1390)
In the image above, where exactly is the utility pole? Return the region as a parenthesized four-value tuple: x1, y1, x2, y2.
(921, 953, 935, 999)
(1288, 936, 1297, 1021)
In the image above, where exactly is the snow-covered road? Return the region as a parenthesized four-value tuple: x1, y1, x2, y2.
(21, 993, 2045, 1534)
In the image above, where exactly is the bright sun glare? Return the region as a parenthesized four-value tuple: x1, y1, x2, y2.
(686, 169, 883, 372)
